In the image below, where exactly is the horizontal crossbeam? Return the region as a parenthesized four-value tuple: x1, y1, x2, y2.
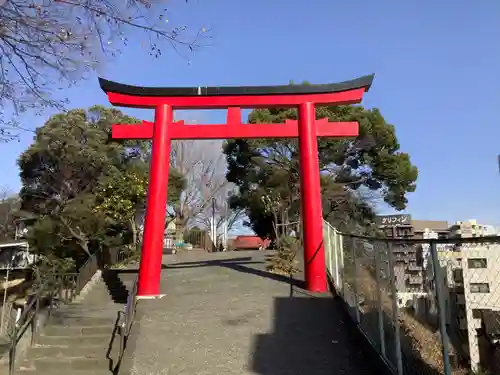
(112, 119, 359, 140)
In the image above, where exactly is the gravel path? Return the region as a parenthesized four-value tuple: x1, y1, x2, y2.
(125, 251, 390, 375)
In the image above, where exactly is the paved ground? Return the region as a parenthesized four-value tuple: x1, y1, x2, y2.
(125, 250, 390, 375)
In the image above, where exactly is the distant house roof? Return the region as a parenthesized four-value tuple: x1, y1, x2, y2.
(233, 236, 270, 249)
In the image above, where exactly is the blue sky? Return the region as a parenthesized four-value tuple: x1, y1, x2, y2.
(2, 0, 499, 227)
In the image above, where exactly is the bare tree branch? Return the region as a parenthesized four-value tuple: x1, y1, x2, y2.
(0, 0, 211, 141)
(168, 139, 243, 234)
(195, 186, 245, 238)
(59, 215, 90, 255)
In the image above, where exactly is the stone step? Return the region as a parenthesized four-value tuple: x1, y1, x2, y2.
(59, 304, 124, 312)
(4, 278, 133, 375)
(28, 345, 112, 360)
(21, 356, 110, 372)
(49, 314, 119, 322)
(38, 335, 110, 347)
(54, 304, 124, 312)
(47, 316, 115, 326)
(84, 291, 129, 300)
(16, 370, 113, 375)
(42, 325, 113, 337)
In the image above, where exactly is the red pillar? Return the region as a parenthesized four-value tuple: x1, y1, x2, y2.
(298, 102, 327, 293)
(136, 104, 172, 297)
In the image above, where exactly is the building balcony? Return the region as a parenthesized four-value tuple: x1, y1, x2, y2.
(406, 264, 422, 272)
(394, 254, 416, 262)
(393, 247, 417, 254)
(407, 276, 423, 285)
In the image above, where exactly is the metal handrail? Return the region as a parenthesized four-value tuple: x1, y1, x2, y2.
(8, 279, 48, 375)
(117, 276, 138, 367)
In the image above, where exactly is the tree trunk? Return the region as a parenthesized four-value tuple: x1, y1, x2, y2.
(60, 217, 91, 257)
(129, 217, 138, 252)
(175, 215, 187, 244)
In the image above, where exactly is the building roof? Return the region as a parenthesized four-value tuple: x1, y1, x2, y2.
(232, 236, 270, 249)
(411, 220, 449, 233)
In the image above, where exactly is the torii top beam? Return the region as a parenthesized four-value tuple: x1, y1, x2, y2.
(98, 74, 374, 109)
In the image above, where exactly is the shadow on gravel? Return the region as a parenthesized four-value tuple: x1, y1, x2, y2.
(250, 296, 392, 375)
(162, 257, 305, 290)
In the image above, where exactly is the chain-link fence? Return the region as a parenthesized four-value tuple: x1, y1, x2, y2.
(323, 220, 500, 375)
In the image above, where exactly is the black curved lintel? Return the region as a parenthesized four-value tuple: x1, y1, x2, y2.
(98, 74, 374, 97)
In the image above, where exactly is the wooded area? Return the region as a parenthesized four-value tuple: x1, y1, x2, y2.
(0, 101, 417, 277)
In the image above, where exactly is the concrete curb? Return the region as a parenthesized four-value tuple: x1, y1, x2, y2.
(73, 270, 102, 303)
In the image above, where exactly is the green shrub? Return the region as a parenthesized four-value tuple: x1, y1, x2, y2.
(266, 235, 300, 276)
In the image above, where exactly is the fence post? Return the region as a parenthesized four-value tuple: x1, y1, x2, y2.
(326, 225, 333, 277)
(338, 232, 344, 295)
(332, 229, 338, 289)
(429, 240, 452, 375)
(374, 242, 386, 357)
(387, 241, 403, 375)
(333, 229, 340, 289)
(350, 237, 361, 324)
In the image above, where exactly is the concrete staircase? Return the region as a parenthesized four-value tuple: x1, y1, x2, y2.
(8, 270, 137, 375)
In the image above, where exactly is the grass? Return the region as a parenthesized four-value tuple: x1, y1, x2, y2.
(347, 263, 469, 375)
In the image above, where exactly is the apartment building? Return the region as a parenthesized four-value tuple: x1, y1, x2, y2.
(376, 215, 500, 372)
(376, 216, 448, 303)
(423, 219, 500, 372)
(457, 244, 500, 371)
(448, 220, 499, 238)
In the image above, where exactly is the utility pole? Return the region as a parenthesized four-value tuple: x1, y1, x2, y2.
(211, 197, 217, 251)
(223, 199, 229, 251)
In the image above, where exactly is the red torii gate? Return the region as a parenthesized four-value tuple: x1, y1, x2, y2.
(98, 75, 374, 297)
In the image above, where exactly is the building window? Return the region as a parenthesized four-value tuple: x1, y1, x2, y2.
(453, 269, 463, 283)
(472, 309, 484, 319)
(470, 283, 490, 293)
(467, 258, 487, 269)
(397, 227, 413, 238)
